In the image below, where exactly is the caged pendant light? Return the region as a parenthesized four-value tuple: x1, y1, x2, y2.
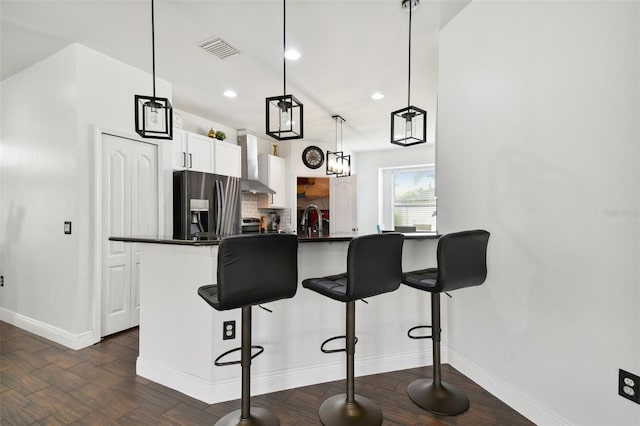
(135, 0, 172, 140)
(391, 0, 426, 147)
(266, 0, 304, 140)
(326, 115, 351, 178)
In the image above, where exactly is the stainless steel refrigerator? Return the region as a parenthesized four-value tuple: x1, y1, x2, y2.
(173, 170, 241, 239)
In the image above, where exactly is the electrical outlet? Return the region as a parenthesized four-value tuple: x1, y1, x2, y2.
(223, 320, 236, 340)
(619, 369, 640, 404)
(0, 275, 3, 287)
(64, 221, 72, 235)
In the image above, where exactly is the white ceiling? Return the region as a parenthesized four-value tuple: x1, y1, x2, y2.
(0, 0, 470, 152)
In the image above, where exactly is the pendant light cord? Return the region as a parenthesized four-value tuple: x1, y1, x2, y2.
(151, 0, 157, 97)
(283, 0, 287, 96)
(407, 1, 412, 108)
(340, 118, 343, 151)
(333, 116, 345, 151)
(335, 117, 339, 151)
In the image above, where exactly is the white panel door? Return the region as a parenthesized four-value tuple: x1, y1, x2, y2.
(330, 175, 358, 233)
(102, 133, 158, 336)
(102, 136, 131, 336)
(130, 143, 158, 326)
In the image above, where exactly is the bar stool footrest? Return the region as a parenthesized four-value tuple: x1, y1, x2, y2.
(214, 406, 279, 426)
(320, 335, 359, 354)
(407, 325, 433, 339)
(214, 345, 265, 367)
(318, 393, 382, 426)
(407, 378, 470, 416)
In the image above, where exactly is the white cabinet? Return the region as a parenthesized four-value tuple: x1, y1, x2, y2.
(172, 129, 241, 177)
(330, 175, 358, 233)
(172, 129, 188, 170)
(258, 154, 286, 208)
(214, 140, 241, 178)
(172, 130, 213, 173)
(186, 132, 215, 173)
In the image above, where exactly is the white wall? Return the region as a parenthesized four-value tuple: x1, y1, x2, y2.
(0, 45, 79, 334)
(438, 2, 639, 425)
(356, 144, 435, 234)
(179, 110, 238, 146)
(289, 140, 343, 178)
(0, 43, 172, 347)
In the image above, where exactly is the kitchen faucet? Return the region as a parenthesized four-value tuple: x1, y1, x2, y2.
(301, 204, 323, 236)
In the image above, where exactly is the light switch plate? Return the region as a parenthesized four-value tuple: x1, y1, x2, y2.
(64, 221, 72, 234)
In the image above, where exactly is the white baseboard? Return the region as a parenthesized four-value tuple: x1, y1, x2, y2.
(138, 348, 435, 404)
(447, 347, 570, 426)
(0, 308, 98, 350)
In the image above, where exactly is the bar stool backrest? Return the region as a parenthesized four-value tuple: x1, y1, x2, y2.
(436, 230, 490, 293)
(217, 233, 298, 310)
(347, 233, 404, 300)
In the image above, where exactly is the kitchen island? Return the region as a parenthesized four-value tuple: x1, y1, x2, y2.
(109, 233, 441, 404)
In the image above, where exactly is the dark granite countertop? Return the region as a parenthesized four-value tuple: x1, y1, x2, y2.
(109, 232, 439, 246)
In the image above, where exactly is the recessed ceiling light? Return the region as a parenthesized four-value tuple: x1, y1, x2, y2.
(371, 92, 385, 100)
(223, 90, 237, 98)
(284, 49, 301, 60)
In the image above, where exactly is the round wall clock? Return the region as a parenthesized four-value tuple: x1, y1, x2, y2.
(302, 145, 324, 169)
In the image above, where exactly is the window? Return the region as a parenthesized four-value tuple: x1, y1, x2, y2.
(379, 165, 436, 232)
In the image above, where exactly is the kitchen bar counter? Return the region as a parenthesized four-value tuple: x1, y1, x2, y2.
(115, 233, 441, 404)
(109, 231, 438, 245)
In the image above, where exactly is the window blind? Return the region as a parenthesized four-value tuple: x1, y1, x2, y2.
(392, 168, 436, 227)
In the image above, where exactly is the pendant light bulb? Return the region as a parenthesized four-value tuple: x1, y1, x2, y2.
(147, 102, 159, 124)
(405, 116, 412, 138)
(328, 157, 336, 172)
(281, 109, 290, 127)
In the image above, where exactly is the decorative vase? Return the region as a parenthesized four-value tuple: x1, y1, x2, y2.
(273, 144, 278, 157)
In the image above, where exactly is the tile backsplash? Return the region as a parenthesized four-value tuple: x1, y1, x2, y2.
(241, 193, 260, 218)
(241, 193, 291, 229)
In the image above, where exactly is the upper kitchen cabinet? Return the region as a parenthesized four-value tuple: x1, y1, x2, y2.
(172, 130, 213, 173)
(172, 129, 241, 177)
(214, 140, 241, 178)
(258, 154, 286, 209)
(172, 129, 189, 170)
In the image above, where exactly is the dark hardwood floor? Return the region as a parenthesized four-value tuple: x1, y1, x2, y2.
(0, 321, 533, 425)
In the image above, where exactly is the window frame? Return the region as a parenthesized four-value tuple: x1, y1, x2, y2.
(378, 164, 436, 232)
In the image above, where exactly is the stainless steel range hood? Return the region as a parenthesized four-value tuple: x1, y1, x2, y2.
(237, 131, 276, 194)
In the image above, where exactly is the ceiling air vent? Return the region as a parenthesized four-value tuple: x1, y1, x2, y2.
(198, 37, 240, 60)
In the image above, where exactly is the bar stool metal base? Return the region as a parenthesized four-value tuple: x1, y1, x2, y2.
(318, 393, 382, 426)
(407, 379, 470, 416)
(215, 407, 279, 426)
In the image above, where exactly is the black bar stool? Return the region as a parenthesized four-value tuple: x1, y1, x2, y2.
(402, 229, 490, 416)
(302, 233, 404, 426)
(198, 233, 298, 426)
